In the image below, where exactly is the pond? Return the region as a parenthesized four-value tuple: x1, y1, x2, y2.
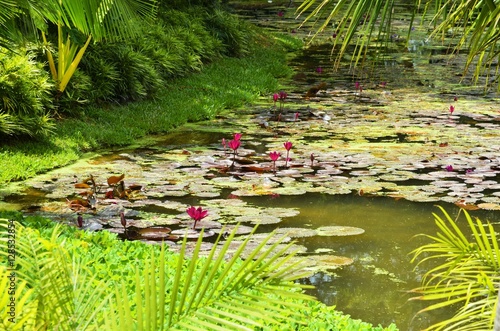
(2, 2, 500, 330)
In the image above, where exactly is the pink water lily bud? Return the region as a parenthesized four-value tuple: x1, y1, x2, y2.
(445, 165, 454, 172)
(269, 151, 280, 161)
(449, 105, 455, 114)
(283, 141, 293, 151)
(279, 91, 287, 100)
(294, 112, 300, 121)
(273, 93, 279, 102)
(228, 139, 240, 151)
(233, 133, 242, 141)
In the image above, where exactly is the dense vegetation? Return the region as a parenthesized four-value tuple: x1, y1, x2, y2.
(0, 1, 401, 330)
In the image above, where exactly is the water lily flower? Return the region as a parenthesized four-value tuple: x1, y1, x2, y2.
(228, 139, 240, 167)
(233, 133, 242, 141)
(284, 141, 292, 167)
(269, 151, 280, 174)
(294, 112, 299, 122)
(186, 206, 208, 229)
(355, 81, 360, 90)
(228, 139, 240, 151)
(316, 66, 323, 73)
(278, 11, 284, 17)
(269, 151, 280, 161)
(277, 91, 287, 111)
(273, 93, 279, 104)
(445, 165, 454, 172)
(466, 168, 474, 174)
(449, 105, 455, 114)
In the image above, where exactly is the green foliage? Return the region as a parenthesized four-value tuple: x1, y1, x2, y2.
(296, 0, 500, 90)
(410, 206, 500, 331)
(204, 8, 255, 57)
(0, 212, 397, 330)
(0, 47, 55, 137)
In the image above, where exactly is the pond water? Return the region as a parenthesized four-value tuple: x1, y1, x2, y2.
(2, 2, 500, 330)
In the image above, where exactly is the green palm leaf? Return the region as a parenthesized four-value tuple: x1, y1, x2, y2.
(109, 224, 315, 330)
(409, 206, 499, 330)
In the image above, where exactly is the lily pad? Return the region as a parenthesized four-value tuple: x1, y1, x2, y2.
(316, 226, 365, 236)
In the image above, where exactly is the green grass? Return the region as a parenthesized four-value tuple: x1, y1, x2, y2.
(0, 34, 295, 184)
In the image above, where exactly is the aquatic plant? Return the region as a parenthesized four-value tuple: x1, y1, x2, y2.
(449, 105, 455, 115)
(445, 165, 454, 172)
(277, 90, 287, 111)
(310, 153, 315, 167)
(186, 206, 208, 229)
(284, 141, 293, 167)
(269, 151, 280, 174)
(228, 138, 240, 167)
(316, 66, 323, 73)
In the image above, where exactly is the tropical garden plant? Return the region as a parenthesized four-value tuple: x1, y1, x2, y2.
(409, 206, 500, 330)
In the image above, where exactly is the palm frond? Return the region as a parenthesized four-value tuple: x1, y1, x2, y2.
(110, 224, 315, 330)
(409, 206, 499, 330)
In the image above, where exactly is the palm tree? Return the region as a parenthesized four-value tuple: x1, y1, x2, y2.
(295, 0, 500, 90)
(0, 0, 158, 95)
(409, 206, 500, 330)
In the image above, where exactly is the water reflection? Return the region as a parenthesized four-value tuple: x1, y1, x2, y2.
(243, 193, 499, 330)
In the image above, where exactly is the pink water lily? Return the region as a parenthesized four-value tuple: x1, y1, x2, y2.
(294, 112, 300, 122)
(273, 93, 279, 103)
(186, 206, 209, 229)
(283, 141, 292, 167)
(445, 165, 454, 172)
(449, 105, 455, 114)
(269, 151, 280, 174)
(233, 133, 242, 141)
(269, 151, 280, 161)
(228, 139, 240, 167)
(316, 66, 323, 73)
(228, 139, 240, 151)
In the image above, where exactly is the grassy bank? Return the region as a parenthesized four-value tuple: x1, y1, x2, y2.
(0, 33, 298, 184)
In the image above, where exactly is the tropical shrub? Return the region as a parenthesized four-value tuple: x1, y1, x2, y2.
(410, 206, 500, 330)
(0, 47, 55, 137)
